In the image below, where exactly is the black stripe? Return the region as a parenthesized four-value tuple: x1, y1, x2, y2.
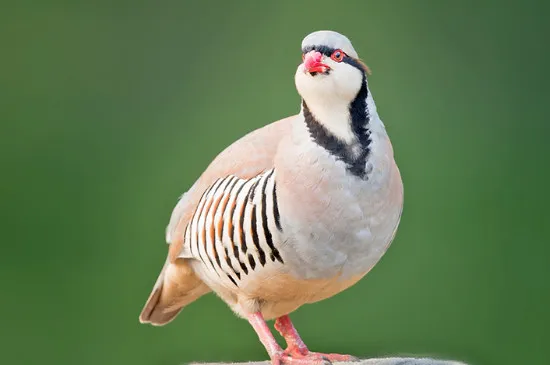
(200, 179, 225, 277)
(218, 176, 238, 242)
(219, 178, 241, 280)
(227, 274, 238, 287)
(303, 90, 371, 179)
(239, 182, 254, 254)
(237, 248, 248, 274)
(303, 102, 350, 170)
(248, 178, 261, 202)
(248, 254, 256, 270)
(213, 242, 222, 269)
(250, 205, 266, 266)
(224, 246, 240, 280)
(261, 171, 284, 264)
(301, 45, 366, 73)
(302, 45, 336, 57)
(192, 179, 220, 263)
(188, 184, 213, 258)
(347, 72, 372, 177)
(229, 180, 248, 275)
(272, 178, 282, 232)
(342, 56, 367, 73)
(229, 180, 247, 242)
(209, 177, 233, 276)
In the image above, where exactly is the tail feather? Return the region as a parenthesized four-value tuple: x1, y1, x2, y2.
(139, 258, 210, 326)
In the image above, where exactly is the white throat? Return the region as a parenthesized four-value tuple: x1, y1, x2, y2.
(300, 84, 384, 143)
(301, 98, 356, 144)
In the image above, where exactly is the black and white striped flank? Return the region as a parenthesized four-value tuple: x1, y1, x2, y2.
(184, 169, 284, 287)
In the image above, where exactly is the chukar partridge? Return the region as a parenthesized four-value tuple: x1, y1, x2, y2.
(139, 30, 404, 365)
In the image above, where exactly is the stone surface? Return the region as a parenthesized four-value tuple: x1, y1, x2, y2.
(189, 358, 470, 365)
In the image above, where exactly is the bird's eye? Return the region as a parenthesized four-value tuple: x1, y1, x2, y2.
(330, 49, 345, 62)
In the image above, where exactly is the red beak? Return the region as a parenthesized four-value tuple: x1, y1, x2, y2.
(303, 51, 330, 74)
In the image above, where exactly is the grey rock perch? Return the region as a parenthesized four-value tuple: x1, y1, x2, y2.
(190, 358, 470, 365)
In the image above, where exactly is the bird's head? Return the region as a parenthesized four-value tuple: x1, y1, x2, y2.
(295, 30, 371, 107)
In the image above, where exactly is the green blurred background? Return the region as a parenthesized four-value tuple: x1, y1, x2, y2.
(2, 1, 549, 364)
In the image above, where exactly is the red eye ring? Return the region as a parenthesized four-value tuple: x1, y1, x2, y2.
(330, 49, 345, 62)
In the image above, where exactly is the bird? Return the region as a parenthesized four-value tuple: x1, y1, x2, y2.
(139, 30, 404, 365)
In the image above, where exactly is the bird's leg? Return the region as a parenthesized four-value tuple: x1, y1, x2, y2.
(274, 315, 358, 363)
(248, 312, 335, 365)
(274, 315, 309, 356)
(248, 312, 284, 360)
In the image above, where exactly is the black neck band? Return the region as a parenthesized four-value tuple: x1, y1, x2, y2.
(303, 76, 372, 179)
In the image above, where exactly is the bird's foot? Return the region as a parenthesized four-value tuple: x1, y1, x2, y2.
(272, 315, 358, 364)
(297, 352, 358, 363)
(270, 351, 330, 365)
(272, 350, 358, 365)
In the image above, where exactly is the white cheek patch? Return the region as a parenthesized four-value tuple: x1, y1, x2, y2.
(330, 62, 364, 100)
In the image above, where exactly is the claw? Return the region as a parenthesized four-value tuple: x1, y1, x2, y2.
(269, 351, 357, 365)
(269, 353, 333, 365)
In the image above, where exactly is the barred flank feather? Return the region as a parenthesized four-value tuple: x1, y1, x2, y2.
(184, 169, 284, 287)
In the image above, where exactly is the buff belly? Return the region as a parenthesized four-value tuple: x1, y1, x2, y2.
(192, 258, 368, 320)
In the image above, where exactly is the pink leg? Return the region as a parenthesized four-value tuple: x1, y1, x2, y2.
(248, 313, 341, 365)
(274, 315, 308, 356)
(274, 315, 358, 363)
(247, 312, 283, 359)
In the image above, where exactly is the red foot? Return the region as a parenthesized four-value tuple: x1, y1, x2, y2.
(297, 352, 358, 363)
(274, 315, 358, 364)
(248, 312, 357, 365)
(271, 352, 358, 365)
